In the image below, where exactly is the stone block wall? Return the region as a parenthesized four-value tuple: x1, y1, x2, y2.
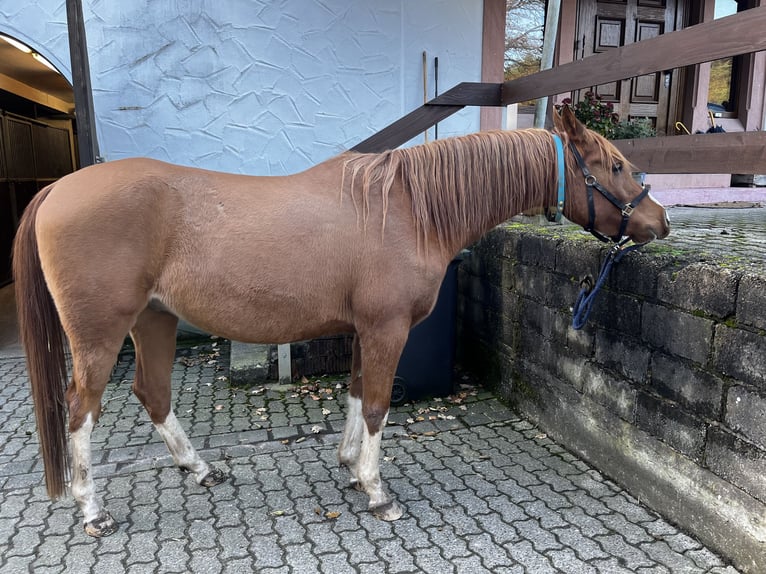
(457, 222, 766, 574)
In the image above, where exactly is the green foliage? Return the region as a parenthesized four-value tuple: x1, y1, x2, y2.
(613, 117, 656, 140)
(558, 92, 619, 139)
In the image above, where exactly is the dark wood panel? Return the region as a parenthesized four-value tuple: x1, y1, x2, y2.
(0, 181, 12, 285)
(596, 18, 625, 51)
(614, 131, 766, 174)
(32, 124, 73, 179)
(504, 7, 766, 104)
(5, 118, 35, 179)
(0, 118, 5, 180)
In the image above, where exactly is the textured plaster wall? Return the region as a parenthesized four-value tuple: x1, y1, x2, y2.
(0, 0, 483, 174)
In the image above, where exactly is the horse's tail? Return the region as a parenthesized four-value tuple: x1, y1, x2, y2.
(12, 184, 70, 499)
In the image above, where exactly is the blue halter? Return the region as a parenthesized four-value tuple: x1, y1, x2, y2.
(551, 134, 566, 223)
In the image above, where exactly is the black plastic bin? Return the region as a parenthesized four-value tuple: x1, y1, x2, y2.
(391, 255, 464, 405)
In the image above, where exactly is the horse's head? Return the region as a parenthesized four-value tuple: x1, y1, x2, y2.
(553, 106, 670, 244)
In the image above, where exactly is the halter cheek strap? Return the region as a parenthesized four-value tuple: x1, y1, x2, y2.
(551, 134, 566, 223)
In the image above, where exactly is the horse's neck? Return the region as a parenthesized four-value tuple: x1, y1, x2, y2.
(452, 170, 554, 253)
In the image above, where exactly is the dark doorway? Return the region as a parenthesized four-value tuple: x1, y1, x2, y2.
(0, 91, 76, 286)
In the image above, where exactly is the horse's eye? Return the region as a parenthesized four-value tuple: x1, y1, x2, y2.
(612, 162, 623, 174)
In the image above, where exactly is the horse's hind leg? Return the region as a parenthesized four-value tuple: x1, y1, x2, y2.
(130, 307, 226, 487)
(66, 336, 129, 537)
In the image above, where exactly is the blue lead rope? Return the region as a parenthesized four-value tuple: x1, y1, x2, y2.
(571, 239, 642, 330)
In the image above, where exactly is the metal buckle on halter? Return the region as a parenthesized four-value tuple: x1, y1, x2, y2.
(584, 174, 597, 186)
(621, 204, 635, 217)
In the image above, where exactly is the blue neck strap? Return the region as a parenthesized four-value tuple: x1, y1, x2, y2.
(552, 134, 565, 222)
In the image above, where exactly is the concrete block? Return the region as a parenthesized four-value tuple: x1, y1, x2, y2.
(642, 303, 713, 364)
(706, 427, 766, 504)
(649, 353, 724, 420)
(588, 290, 643, 336)
(607, 251, 667, 299)
(518, 233, 556, 270)
(594, 330, 650, 383)
(582, 362, 637, 421)
(229, 342, 274, 385)
(725, 386, 766, 448)
(554, 239, 601, 280)
(520, 298, 567, 344)
(657, 263, 738, 319)
(566, 325, 595, 356)
(737, 273, 766, 330)
(713, 326, 766, 390)
(636, 392, 707, 462)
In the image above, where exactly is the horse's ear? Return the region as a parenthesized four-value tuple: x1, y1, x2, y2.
(552, 107, 564, 132)
(559, 105, 587, 142)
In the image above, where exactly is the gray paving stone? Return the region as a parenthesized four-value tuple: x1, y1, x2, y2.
(0, 347, 744, 573)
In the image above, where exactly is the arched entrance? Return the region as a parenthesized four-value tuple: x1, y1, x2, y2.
(0, 32, 78, 286)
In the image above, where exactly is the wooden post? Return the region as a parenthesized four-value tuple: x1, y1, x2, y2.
(277, 344, 291, 383)
(66, 0, 100, 167)
(534, 0, 561, 129)
(480, 0, 505, 130)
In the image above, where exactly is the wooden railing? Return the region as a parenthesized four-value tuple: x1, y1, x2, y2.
(353, 7, 766, 175)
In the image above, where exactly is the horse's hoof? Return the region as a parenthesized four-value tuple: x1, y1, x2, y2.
(349, 478, 364, 492)
(199, 466, 227, 487)
(371, 500, 404, 521)
(84, 511, 118, 537)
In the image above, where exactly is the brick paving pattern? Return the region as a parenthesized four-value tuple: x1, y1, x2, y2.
(0, 341, 740, 573)
(661, 205, 766, 268)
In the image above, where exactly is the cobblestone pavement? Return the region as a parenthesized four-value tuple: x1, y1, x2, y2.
(659, 204, 766, 268)
(0, 341, 740, 574)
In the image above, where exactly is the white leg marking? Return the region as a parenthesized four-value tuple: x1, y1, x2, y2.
(155, 410, 211, 483)
(70, 413, 102, 523)
(356, 410, 389, 508)
(338, 396, 364, 476)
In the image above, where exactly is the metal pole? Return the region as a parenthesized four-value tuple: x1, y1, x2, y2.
(534, 0, 562, 129)
(66, 0, 100, 167)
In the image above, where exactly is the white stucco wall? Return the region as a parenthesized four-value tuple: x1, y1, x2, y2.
(0, 0, 483, 175)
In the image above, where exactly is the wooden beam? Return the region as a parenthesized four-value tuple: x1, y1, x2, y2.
(614, 132, 766, 174)
(0, 72, 74, 114)
(503, 7, 766, 105)
(351, 83, 502, 153)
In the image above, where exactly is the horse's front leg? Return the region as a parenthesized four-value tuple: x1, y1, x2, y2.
(347, 322, 408, 521)
(339, 334, 364, 487)
(131, 308, 226, 487)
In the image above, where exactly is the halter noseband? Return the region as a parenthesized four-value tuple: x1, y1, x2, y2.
(551, 134, 651, 243)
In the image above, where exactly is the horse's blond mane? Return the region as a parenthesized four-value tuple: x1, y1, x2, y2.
(342, 129, 560, 250)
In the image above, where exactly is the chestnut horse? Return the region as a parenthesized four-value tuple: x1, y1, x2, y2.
(13, 107, 668, 536)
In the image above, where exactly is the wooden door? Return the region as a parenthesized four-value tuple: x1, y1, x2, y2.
(576, 0, 684, 135)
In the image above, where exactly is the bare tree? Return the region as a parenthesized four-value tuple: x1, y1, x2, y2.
(505, 0, 545, 81)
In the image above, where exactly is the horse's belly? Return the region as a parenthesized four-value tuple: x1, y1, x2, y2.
(151, 285, 353, 344)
